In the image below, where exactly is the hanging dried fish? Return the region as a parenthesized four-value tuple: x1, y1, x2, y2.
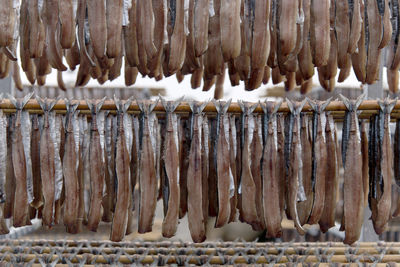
(307, 98, 331, 225)
(238, 101, 263, 231)
(261, 100, 282, 238)
(220, 0, 241, 61)
(0, 0, 16, 48)
(168, 0, 187, 73)
(228, 115, 238, 223)
(371, 98, 396, 235)
(310, 0, 330, 67)
(106, 0, 123, 59)
(339, 94, 365, 245)
(160, 98, 181, 238)
(0, 106, 8, 234)
(360, 121, 369, 207)
(4, 115, 15, 219)
(86, 98, 106, 232)
(286, 99, 307, 235)
(87, 0, 107, 65)
(138, 99, 159, 234)
(194, 0, 210, 57)
(62, 101, 80, 233)
(214, 99, 233, 228)
(59, 0, 76, 49)
(319, 113, 338, 233)
(36, 95, 57, 228)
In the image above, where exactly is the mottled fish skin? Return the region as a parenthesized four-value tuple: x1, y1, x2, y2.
(276, 114, 286, 218)
(262, 101, 282, 238)
(228, 115, 238, 223)
(110, 111, 131, 242)
(87, 102, 105, 232)
(187, 102, 207, 242)
(161, 100, 180, 238)
(168, 0, 187, 74)
(208, 119, 218, 217)
(138, 102, 158, 234)
(340, 94, 365, 245)
(202, 117, 210, 226)
(30, 115, 43, 210)
(214, 100, 232, 228)
(319, 114, 338, 233)
(179, 119, 189, 218)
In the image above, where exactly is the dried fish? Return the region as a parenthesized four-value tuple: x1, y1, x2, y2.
(340, 94, 365, 245)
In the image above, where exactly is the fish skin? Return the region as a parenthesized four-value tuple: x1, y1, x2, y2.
(228, 115, 238, 223)
(110, 111, 131, 242)
(187, 103, 207, 242)
(202, 117, 210, 226)
(335, 0, 350, 68)
(0, 0, 15, 48)
(106, 0, 123, 59)
(194, 0, 210, 57)
(28, 0, 46, 58)
(59, 0, 75, 49)
(87, 104, 105, 232)
(297, 115, 313, 225)
(124, 0, 139, 67)
(340, 94, 365, 245)
(168, 0, 187, 73)
(77, 0, 95, 67)
(44, 0, 67, 71)
(319, 114, 338, 233)
(135, 0, 149, 76)
(39, 111, 55, 228)
(214, 101, 232, 228)
(278, 0, 298, 57)
(161, 100, 180, 238)
(351, 0, 366, 83)
(87, 0, 108, 65)
(262, 101, 282, 238)
(348, 0, 362, 54)
(387, 68, 399, 94)
(310, 0, 330, 67)
(220, 0, 241, 61)
(378, 0, 392, 49)
(63, 104, 79, 233)
(179, 119, 189, 218)
(366, 0, 383, 84)
(276, 114, 286, 218)
(30, 115, 43, 210)
(138, 103, 158, 234)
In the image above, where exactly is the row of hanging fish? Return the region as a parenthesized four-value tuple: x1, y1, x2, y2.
(0, 93, 399, 244)
(1, 0, 400, 94)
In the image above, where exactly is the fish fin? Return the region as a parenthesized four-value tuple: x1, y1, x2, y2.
(238, 100, 246, 112)
(171, 96, 184, 112)
(273, 99, 283, 114)
(306, 97, 317, 112)
(21, 92, 35, 109)
(321, 97, 333, 111)
(199, 100, 209, 113)
(260, 100, 267, 114)
(8, 94, 17, 108)
(248, 102, 258, 113)
(189, 101, 195, 113)
(149, 98, 159, 113)
(85, 99, 95, 113)
(297, 99, 307, 114)
(354, 93, 366, 110)
(286, 98, 294, 114)
(339, 94, 351, 111)
(35, 96, 46, 111)
(212, 99, 220, 113)
(222, 99, 232, 114)
(122, 96, 134, 113)
(113, 95, 122, 112)
(388, 98, 398, 114)
(95, 96, 107, 113)
(48, 96, 61, 111)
